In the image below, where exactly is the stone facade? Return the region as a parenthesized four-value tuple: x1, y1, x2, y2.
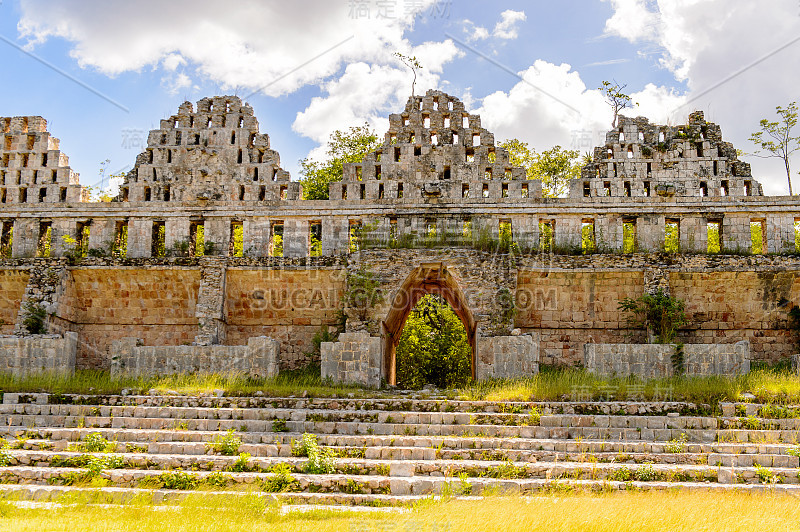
(320, 332, 381, 388)
(110, 336, 279, 378)
(1, 91, 800, 381)
(0, 332, 77, 376)
(476, 334, 540, 380)
(584, 341, 750, 379)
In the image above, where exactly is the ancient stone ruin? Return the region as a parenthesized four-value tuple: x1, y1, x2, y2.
(1, 90, 799, 386)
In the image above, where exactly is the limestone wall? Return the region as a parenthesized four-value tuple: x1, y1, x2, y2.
(584, 341, 750, 379)
(0, 332, 77, 375)
(110, 336, 279, 377)
(0, 269, 29, 334)
(321, 332, 381, 388)
(56, 268, 201, 369)
(224, 268, 345, 368)
(476, 334, 539, 380)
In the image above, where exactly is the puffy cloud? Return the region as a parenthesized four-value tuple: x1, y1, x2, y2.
(463, 9, 526, 42)
(293, 40, 461, 160)
(493, 10, 527, 40)
(602, 0, 800, 194)
(475, 60, 686, 159)
(16, 0, 438, 96)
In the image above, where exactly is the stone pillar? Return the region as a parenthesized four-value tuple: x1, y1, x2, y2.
(49, 219, 74, 257)
(284, 219, 309, 258)
(722, 214, 750, 253)
(636, 215, 662, 253)
(511, 215, 537, 251)
(243, 217, 270, 257)
(127, 218, 153, 258)
(596, 214, 623, 252)
(87, 218, 116, 256)
(194, 257, 227, 345)
(792, 354, 799, 375)
(767, 212, 793, 253)
(165, 217, 190, 254)
(680, 215, 705, 253)
(553, 216, 581, 251)
(204, 218, 230, 256)
(12, 219, 39, 258)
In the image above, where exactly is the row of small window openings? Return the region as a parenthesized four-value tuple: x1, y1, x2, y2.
(607, 144, 713, 160)
(0, 187, 67, 204)
(404, 114, 470, 129)
(139, 184, 289, 202)
(1, 152, 50, 168)
(14, 216, 794, 260)
(0, 169, 59, 185)
(3, 133, 40, 150)
(169, 114, 245, 129)
(159, 130, 256, 146)
(603, 161, 720, 176)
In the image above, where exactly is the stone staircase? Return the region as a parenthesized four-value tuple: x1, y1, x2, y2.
(0, 392, 799, 507)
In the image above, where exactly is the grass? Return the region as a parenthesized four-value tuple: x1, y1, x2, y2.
(0, 365, 798, 407)
(1, 491, 799, 531)
(459, 366, 800, 406)
(0, 366, 369, 398)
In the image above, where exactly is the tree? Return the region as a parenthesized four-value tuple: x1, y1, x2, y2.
(532, 145, 581, 198)
(395, 294, 472, 389)
(394, 52, 423, 97)
(749, 102, 799, 195)
(499, 140, 580, 198)
(499, 139, 536, 177)
(299, 124, 380, 200)
(599, 80, 637, 129)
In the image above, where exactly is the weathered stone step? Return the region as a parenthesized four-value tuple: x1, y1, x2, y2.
(6, 427, 799, 458)
(3, 414, 738, 441)
(1, 462, 798, 491)
(1, 403, 733, 431)
(3, 393, 706, 417)
(0, 483, 436, 507)
(10, 449, 798, 483)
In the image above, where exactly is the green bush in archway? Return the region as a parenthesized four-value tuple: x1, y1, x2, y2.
(395, 294, 472, 389)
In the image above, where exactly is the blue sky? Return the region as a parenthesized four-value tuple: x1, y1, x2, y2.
(1, 0, 799, 194)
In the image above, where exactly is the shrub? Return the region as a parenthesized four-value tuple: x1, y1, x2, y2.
(226, 453, 253, 473)
(208, 430, 241, 456)
(157, 471, 200, 490)
(204, 472, 233, 489)
(263, 463, 299, 493)
(618, 290, 687, 344)
(80, 432, 115, 453)
(665, 433, 688, 454)
(271, 419, 288, 433)
(291, 433, 336, 474)
(21, 301, 48, 335)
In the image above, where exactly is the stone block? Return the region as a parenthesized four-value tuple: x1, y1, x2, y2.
(585, 342, 750, 379)
(389, 462, 416, 477)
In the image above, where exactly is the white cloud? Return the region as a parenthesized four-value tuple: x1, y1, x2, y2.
(16, 0, 438, 97)
(463, 20, 490, 42)
(602, 0, 800, 194)
(463, 10, 526, 42)
(493, 10, 527, 40)
(476, 60, 685, 155)
(293, 40, 461, 160)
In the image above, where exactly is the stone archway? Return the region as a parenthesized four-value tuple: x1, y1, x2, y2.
(381, 263, 477, 386)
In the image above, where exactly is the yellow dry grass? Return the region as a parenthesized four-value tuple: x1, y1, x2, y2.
(1, 490, 799, 532)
